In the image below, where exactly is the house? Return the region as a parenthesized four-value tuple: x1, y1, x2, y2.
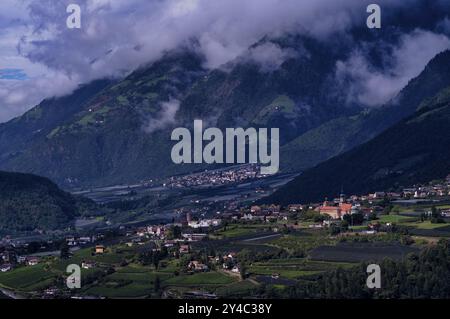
(0, 264, 12, 272)
(188, 261, 209, 272)
(95, 245, 106, 254)
(250, 206, 262, 214)
(339, 203, 353, 215)
(268, 204, 281, 214)
(442, 209, 450, 218)
(223, 252, 237, 262)
(179, 245, 190, 254)
(44, 288, 59, 296)
(317, 199, 353, 220)
(147, 226, 166, 237)
(188, 219, 222, 229)
(27, 257, 40, 266)
(231, 265, 240, 273)
(182, 233, 207, 241)
(370, 192, 386, 199)
(288, 204, 303, 212)
(164, 240, 175, 248)
(79, 237, 92, 245)
(136, 227, 147, 237)
(81, 261, 96, 269)
(1, 251, 16, 263)
(317, 202, 342, 219)
(17, 256, 27, 264)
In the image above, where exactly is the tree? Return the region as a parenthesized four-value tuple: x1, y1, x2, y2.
(343, 213, 364, 225)
(154, 276, 161, 293)
(172, 226, 182, 239)
(60, 241, 70, 259)
(240, 263, 247, 280)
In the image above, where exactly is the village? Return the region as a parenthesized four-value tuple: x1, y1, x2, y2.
(1, 174, 450, 298)
(163, 164, 264, 188)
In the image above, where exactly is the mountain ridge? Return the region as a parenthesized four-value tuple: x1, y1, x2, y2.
(263, 85, 450, 205)
(0, 170, 97, 233)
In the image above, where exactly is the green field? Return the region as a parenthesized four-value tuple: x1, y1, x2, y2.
(403, 220, 449, 230)
(215, 280, 259, 297)
(249, 258, 355, 280)
(0, 264, 55, 291)
(85, 282, 153, 298)
(378, 214, 417, 223)
(164, 271, 235, 286)
(214, 224, 270, 239)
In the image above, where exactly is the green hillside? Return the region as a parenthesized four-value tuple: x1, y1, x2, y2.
(280, 50, 450, 172)
(0, 36, 360, 188)
(265, 87, 450, 204)
(0, 171, 96, 233)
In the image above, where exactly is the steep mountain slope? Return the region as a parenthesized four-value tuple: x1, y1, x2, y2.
(0, 79, 114, 164)
(0, 30, 448, 189)
(0, 51, 208, 187)
(0, 36, 362, 188)
(265, 87, 450, 204)
(0, 171, 96, 233)
(177, 35, 359, 143)
(280, 50, 450, 172)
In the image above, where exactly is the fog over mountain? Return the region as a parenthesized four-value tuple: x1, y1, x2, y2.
(1, 0, 450, 122)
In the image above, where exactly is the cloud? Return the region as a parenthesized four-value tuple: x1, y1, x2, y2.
(0, 0, 444, 122)
(241, 43, 298, 72)
(144, 99, 180, 133)
(335, 29, 450, 107)
(437, 17, 450, 35)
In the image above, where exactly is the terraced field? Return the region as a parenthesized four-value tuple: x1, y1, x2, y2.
(249, 258, 355, 280)
(309, 242, 420, 263)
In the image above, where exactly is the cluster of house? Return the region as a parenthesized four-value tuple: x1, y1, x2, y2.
(164, 164, 262, 188)
(220, 204, 288, 222)
(186, 252, 241, 274)
(0, 250, 41, 272)
(220, 252, 241, 274)
(65, 235, 99, 247)
(187, 218, 222, 229)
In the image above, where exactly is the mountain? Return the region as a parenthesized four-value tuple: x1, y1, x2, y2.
(0, 51, 209, 187)
(0, 171, 97, 233)
(0, 36, 362, 188)
(264, 86, 450, 205)
(280, 50, 450, 172)
(0, 79, 115, 164)
(0, 29, 449, 189)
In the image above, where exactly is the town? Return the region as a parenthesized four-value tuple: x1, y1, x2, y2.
(1, 173, 450, 299)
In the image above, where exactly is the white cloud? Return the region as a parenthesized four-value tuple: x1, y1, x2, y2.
(243, 43, 298, 72)
(335, 30, 450, 107)
(0, 0, 443, 122)
(144, 99, 180, 133)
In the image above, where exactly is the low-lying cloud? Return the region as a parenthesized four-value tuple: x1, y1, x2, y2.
(0, 0, 448, 122)
(144, 99, 180, 133)
(335, 29, 450, 107)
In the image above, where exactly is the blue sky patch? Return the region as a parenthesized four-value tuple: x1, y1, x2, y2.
(0, 68, 28, 80)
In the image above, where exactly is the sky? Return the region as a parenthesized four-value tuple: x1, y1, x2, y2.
(0, 0, 450, 123)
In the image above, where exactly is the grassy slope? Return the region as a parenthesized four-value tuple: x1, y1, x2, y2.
(265, 86, 450, 204)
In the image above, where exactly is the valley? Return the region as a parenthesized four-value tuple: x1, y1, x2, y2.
(1, 1, 450, 301)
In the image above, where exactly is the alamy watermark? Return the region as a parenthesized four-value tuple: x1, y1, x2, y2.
(171, 120, 279, 175)
(367, 4, 381, 29)
(66, 264, 81, 289)
(366, 264, 381, 289)
(66, 4, 81, 29)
